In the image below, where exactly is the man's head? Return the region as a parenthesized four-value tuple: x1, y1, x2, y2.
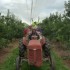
(32, 27, 37, 34)
(28, 25, 32, 29)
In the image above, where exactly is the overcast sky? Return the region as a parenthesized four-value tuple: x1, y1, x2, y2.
(0, 0, 68, 24)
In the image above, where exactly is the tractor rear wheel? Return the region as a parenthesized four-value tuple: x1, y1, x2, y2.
(19, 40, 26, 57)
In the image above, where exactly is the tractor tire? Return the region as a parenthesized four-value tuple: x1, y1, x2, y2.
(16, 56, 21, 70)
(49, 55, 55, 70)
(19, 38, 26, 57)
(19, 45, 24, 57)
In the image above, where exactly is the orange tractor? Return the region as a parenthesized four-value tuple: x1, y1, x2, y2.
(16, 29, 54, 70)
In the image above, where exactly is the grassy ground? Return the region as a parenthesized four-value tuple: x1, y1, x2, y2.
(51, 51, 70, 70)
(0, 48, 19, 70)
(0, 47, 70, 70)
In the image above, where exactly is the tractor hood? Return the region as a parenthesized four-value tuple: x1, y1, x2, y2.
(28, 40, 42, 67)
(28, 40, 41, 49)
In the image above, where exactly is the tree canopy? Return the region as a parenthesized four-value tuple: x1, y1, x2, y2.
(39, 0, 70, 49)
(0, 10, 28, 48)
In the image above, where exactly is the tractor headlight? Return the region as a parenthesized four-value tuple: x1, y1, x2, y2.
(33, 49, 36, 50)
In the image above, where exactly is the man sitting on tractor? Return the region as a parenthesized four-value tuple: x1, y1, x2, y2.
(28, 27, 40, 40)
(19, 26, 50, 58)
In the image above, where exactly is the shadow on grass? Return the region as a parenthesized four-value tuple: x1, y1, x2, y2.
(21, 61, 50, 70)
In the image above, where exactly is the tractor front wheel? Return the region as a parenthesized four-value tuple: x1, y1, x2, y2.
(16, 56, 21, 70)
(49, 55, 55, 70)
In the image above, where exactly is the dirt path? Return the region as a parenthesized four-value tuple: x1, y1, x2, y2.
(51, 42, 70, 68)
(0, 40, 19, 64)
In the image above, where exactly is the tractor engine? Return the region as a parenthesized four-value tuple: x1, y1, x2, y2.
(28, 40, 42, 67)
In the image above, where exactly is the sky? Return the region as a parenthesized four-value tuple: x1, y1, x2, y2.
(0, 0, 68, 24)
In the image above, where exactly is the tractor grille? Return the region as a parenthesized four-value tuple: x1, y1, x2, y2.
(36, 49, 42, 62)
(29, 49, 34, 63)
(28, 49, 42, 64)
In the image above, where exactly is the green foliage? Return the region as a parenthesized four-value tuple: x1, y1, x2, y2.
(0, 38, 9, 49)
(0, 10, 26, 49)
(65, 0, 70, 17)
(39, 0, 70, 49)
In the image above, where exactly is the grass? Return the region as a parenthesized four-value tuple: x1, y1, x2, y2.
(0, 47, 70, 70)
(20, 61, 50, 70)
(51, 51, 70, 70)
(0, 48, 19, 70)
